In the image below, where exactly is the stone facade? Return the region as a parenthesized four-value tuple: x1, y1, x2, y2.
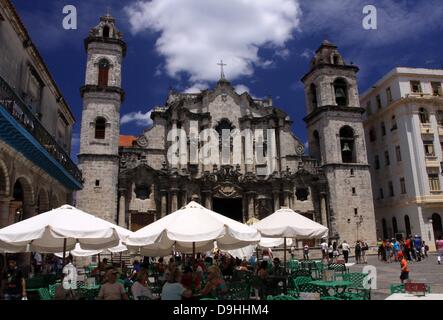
(0, 0, 78, 232)
(302, 41, 377, 245)
(77, 17, 377, 246)
(361, 68, 443, 249)
(76, 15, 125, 223)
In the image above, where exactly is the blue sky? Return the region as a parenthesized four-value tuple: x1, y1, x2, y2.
(12, 0, 443, 161)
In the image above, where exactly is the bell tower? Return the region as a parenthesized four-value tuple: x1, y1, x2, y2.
(76, 14, 126, 222)
(302, 40, 376, 245)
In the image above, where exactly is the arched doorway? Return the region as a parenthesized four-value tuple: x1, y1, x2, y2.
(37, 189, 49, 214)
(432, 213, 443, 240)
(0, 159, 9, 196)
(382, 218, 388, 240)
(392, 217, 398, 235)
(10, 178, 34, 223)
(404, 215, 412, 237)
(51, 194, 59, 209)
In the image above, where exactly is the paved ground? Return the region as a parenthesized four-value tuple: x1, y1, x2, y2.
(348, 254, 443, 300)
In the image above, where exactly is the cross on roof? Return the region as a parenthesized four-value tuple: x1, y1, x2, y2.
(217, 60, 227, 80)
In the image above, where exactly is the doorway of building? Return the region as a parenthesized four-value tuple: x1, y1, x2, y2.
(212, 198, 243, 222)
(432, 213, 443, 240)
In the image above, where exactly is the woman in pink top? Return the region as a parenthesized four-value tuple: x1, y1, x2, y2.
(436, 236, 443, 265)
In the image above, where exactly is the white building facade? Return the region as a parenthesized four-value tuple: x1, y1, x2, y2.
(361, 68, 443, 250)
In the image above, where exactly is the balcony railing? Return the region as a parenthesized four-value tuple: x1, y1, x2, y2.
(0, 75, 82, 184)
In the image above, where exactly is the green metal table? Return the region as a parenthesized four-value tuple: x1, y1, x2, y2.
(309, 280, 352, 297)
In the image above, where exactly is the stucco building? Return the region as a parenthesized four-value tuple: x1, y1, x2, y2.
(362, 67, 443, 249)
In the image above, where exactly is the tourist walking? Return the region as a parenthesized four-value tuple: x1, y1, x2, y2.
(397, 252, 410, 284)
(361, 240, 369, 264)
(341, 241, 350, 263)
(328, 242, 334, 263)
(62, 255, 78, 290)
(320, 239, 328, 263)
(436, 236, 443, 265)
(303, 243, 310, 260)
(355, 241, 362, 264)
(392, 239, 400, 261)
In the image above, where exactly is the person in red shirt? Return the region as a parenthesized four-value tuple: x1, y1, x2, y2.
(398, 252, 409, 284)
(404, 238, 412, 261)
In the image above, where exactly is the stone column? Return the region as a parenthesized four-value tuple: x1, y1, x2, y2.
(283, 190, 291, 207)
(203, 192, 212, 210)
(320, 193, 328, 228)
(170, 189, 178, 213)
(160, 190, 168, 217)
(0, 196, 11, 228)
(118, 190, 126, 227)
(247, 192, 256, 220)
(273, 191, 280, 211)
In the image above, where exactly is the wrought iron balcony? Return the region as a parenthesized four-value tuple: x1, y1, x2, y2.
(0, 74, 83, 187)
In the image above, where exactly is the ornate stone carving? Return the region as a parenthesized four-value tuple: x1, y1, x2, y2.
(136, 135, 149, 148)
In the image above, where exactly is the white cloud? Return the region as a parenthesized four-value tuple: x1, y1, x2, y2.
(125, 0, 301, 83)
(121, 110, 153, 127)
(184, 83, 209, 94)
(234, 84, 250, 95)
(300, 48, 314, 60)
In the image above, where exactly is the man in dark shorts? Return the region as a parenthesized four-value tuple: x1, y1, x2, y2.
(397, 252, 409, 284)
(1, 256, 27, 300)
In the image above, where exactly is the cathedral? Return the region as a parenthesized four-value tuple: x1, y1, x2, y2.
(76, 15, 377, 246)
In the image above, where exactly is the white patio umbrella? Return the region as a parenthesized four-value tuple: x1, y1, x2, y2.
(0, 205, 122, 256)
(54, 241, 128, 258)
(253, 207, 328, 270)
(126, 201, 261, 257)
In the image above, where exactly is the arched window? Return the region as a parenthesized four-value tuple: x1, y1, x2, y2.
(334, 78, 348, 106)
(103, 25, 110, 38)
(392, 217, 398, 235)
(339, 126, 356, 163)
(310, 84, 318, 110)
(296, 188, 309, 201)
(95, 117, 106, 139)
(312, 130, 321, 162)
(382, 218, 388, 240)
(419, 108, 429, 124)
(332, 54, 340, 65)
(404, 215, 412, 237)
(98, 59, 110, 87)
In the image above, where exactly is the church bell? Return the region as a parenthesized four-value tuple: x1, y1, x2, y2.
(342, 143, 352, 152)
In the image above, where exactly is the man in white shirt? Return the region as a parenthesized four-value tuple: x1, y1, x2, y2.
(62, 255, 78, 290)
(320, 239, 329, 263)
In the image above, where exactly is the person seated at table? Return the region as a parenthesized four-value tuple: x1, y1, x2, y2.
(97, 269, 128, 300)
(181, 266, 202, 292)
(54, 274, 76, 300)
(161, 268, 192, 300)
(236, 260, 249, 272)
(200, 265, 228, 298)
(131, 269, 153, 300)
(252, 261, 269, 299)
(270, 258, 285, 276)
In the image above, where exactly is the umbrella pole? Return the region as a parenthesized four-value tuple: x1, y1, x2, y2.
(62, 238, 67, 268)
(192, 242, 196, 263)
(284, 237, 287, 273)
(284, 237, 287, 294)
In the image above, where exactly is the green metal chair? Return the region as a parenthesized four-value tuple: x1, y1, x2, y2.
(288, 276, 313, 297)
(226, 281, 251, 300)
(48, 283, 60, 299)
(341, 273, 371, 300)
(390, 284, 405, 294)
(38, 287, 52, 300)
